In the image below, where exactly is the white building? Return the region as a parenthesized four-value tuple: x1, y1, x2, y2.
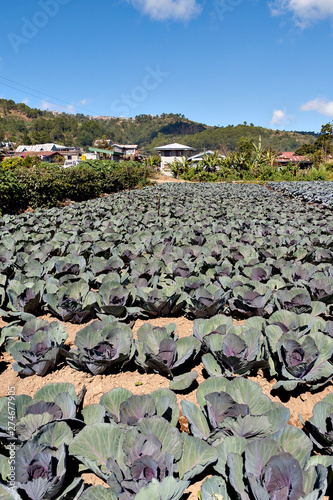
(154, 143, 195, 176)
(0, 142, 15, 149)
(188, 151, 226, 165)
(15, 143, 70, 153)
(93, 140, 138, 158)
(116, 144, 138, 157)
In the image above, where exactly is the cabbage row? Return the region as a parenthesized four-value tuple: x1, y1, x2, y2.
(0, 183, 332, 324)
(1, 310, 332, 393)
(0, 380, 332, 499)
(268, 181, 333, 209)
(1, 182, 333, 499)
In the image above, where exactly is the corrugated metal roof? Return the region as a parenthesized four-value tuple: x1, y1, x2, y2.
(14, 151, 58, 157)
(189, 151, 217, 160)
(154, 143, 194, 151)
(277, 152, 310, 162)
(88, 147, 122, 155)
(15, 143, 68, 153)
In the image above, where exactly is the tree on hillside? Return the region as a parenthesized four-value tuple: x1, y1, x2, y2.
(94, 135, 112, 150)
(295, 143, 317, 155)
(30, 130, 52, 144)
(315, 122, 333, 160)
(238, 137, 254, 158)
(21, 133, 32, 145)
(0, 97, 322, 153)
(234, 136, 278, 177)
(295, 121, 333, 160)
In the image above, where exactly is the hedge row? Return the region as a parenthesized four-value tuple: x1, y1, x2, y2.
(0, 160, 152, 213)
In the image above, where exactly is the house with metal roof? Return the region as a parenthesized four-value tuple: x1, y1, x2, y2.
(15, 143, 71, 153)
(188, 150, 226, 164)
(274, 152, 313, 169)
(88, 146, 122, 162)
(14, 151, 63, 162)
(154, 143, 195, 176)
(93, 140, 138, 159)
(117, 144, 138, 158)
(14, 147, 82, 164)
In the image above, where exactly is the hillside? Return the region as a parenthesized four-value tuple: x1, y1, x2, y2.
(147, 124, 318, 154)
(0, 98, 318, 153)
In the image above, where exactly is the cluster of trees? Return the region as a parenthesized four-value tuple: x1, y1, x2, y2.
(295, 122, 333, 163)
(170, 127, 333, 183)
(0, 98, 318, 153)
(152, 123, 317, 155)
(170, 136, 277, 180)
(0, 99, 42, 119)
(0, 101, 204, 150)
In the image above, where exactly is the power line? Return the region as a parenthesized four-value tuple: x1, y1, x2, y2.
(0, 75, 97, 113)
(0, 81, 71, 113)
(0, 76, 99, 116)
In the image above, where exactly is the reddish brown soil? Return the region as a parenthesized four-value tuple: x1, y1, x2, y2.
(0, 314, 332, 499)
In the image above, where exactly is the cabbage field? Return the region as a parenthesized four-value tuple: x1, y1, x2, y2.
(268, 181, 333, 209)
(0, 181, 332, 499)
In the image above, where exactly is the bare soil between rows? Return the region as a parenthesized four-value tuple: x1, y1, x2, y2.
(1, 314, 332, 499)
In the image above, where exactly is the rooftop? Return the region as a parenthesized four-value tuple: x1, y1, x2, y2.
(189, 151, 217, 160)
(14, 151, 59, 157)
(16, 143, 69, 153)
(88, 147, 122, 155)
(277, 152, 311, 162)
(154, 143, 195, 151)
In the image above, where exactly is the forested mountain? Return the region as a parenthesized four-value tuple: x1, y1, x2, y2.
(0, 98, 318, 153)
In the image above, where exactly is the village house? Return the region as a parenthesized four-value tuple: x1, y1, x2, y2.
(0, 141, 15, 150)
(13, 151, 63, 162)
(188, 150, 226, 165)
(93, 140, 138, 160)
(14, 143, 82, 163)
(88, 146, 122, 162)
(274, 152, 313, 169)
(117, 144, 138, 159)
(15, 143, 72, 153)
(154, 142, 195, 176)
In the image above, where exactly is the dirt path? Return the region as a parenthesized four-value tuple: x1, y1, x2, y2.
(151, 173, 188, 183)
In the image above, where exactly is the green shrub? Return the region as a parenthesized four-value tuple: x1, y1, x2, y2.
(143, 155, 161, 169)
(1, 155, 41, 169)
(0, 169, 22, 212)
(302, 165, 328, 181)
(0, 160, 152, 213)
(15, 164, 66, 208)
(180, 161, 330, 183)
(62, 164, 103, 201)
(324, 161, 333, 180)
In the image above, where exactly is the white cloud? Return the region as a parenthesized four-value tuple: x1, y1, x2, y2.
(80, 98, 87, 105)
(301, 98, 333, 117)
(41, 99, 52, 111)
(21, 97, 29, 105)
(269, 0, 333, 25)
(271, 109, 287, 125)
(41, 100, 75, 114)
(127, 0, 202, 21)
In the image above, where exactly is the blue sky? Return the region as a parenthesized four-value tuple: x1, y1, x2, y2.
(1, 0, 333, 132)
